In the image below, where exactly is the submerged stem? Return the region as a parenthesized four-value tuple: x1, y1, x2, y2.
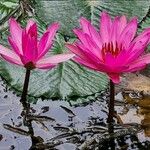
(20, 69, 31, 104)
(107, 80, 115, 123)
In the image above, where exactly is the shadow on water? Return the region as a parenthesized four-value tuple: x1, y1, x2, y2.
(0, 77, 150, 149)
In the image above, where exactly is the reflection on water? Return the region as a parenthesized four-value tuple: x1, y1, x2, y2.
(124, 92, 150, 138)
(0, 77, 150, 149)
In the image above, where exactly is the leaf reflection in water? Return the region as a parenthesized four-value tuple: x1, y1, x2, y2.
(121, 91, 150, 138)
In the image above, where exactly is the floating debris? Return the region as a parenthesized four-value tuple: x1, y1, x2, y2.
(41, 106, 49, 113)
(60, 105, 76, 116)
(28, 115, 55, 122)
(53, 126, 73, 132)
(3, 124, 29, 136)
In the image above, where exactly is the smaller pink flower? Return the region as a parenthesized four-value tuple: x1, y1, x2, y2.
(0, 18, 74, 70)
(66, 12, 150, 83)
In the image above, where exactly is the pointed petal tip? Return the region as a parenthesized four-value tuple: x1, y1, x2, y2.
(48, 22, 60, 30)
(27, 19, 36, 25)
(9, 17, 18, 27)
(101, 11, 110, 18)
(28, 18, 36, 22)
(73, 28, 81, 35)
(73, 28, 78, 33)
(79, 17, 89, 23)
(26, 19, 37, 32)
(9, 17, 17, 22)
(101, 11, 108, 15)
(9, 17, 15, 23)
(131, 17, 138, 24)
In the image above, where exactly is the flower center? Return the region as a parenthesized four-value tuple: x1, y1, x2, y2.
(101, 41, 123, 58)
(24, 62, 35, 70)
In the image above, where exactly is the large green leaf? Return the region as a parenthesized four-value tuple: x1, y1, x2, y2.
(0, 34, 108, 100)
(138, 7, 150, 32)
(34, 0, 90, 36)
(0, 0, 18, 16)
(34, 0, 150, 36)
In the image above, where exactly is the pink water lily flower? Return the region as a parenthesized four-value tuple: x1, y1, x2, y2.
(0, 18, 74, 70)
(66, 12, 150, 83)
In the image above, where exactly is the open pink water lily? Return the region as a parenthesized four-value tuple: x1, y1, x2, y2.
(66, 12, 150, 83)
(0, 18, 74, 70)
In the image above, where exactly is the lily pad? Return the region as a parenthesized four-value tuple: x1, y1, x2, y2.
(34, 0, 150, 36)
(34, 0, 90, 36)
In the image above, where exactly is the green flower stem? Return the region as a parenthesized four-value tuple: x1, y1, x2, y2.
(107, 80, 115, 123)
(20, 68, 31, 103)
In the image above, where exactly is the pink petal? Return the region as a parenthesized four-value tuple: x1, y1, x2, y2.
(27, 22, 37, 39)
(9, 18, 22, 53)
(130, 27, 150, 52)
(84, 34, 102, 59)
(22, 30, 38, 63)
(103, 53, 129, 72)
(100, 11, 112, 43)
(73, 30, 100, 60)
(125, 64, 146, 72)
(37, 22, 60, 59)
(73, 56, 111, 73)
(79, 17, 91, 34)
(126, 33, 150, 63)
(76, 42, 102, 63)
(119, 17, 137, 48)
(115, 49, 130, 66)
(110, 16, 120, 42)
(119, 15, 127, 33)
(126, 53, 150, 72)
(19, 55, 30, 65)
(2, 55, 23, 66)
(37, 32, 49, 58)
(37, 53, 75, 64)
(0, 45, 22, 65)
(66, 43, 103, 65)
(8, 37, 21, 55)
(26, 19, 36, 32)
(104, 53, 116, 65)
(88, 22, 102, 49)
(108, 73, 120, 84)
(73, 32, 102, 62)
(137, 53, 150, 64)
(80, 17, 102, 48)
(73, 29, 89, 46)
(65, 43, 87, 59)
(134, 28, 150, 43)
(35, 63, 56, 69)
(73, 56, 100, 71)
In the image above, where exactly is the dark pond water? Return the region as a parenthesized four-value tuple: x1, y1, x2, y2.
(0, 77, 150, 150)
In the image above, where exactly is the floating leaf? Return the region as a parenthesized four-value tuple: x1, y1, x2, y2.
(34, 0, 90, 36)
(34, 0, 150, 36)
